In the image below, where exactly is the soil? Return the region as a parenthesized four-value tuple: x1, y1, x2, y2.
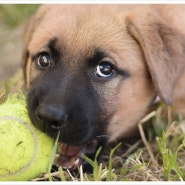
(0, 24, 24, 82)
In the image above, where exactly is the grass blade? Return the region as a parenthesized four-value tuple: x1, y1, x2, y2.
(58, 166, 66, 181)
(48, 131, 60, 181)
(106, 142, 122, 181)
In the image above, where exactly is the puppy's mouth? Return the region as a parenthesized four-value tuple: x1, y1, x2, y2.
(54, 140, 98, 169)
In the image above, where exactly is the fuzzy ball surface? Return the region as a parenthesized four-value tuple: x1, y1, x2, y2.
(0, 93, 54, 181)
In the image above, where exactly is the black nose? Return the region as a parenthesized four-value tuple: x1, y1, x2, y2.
(36, 104, 68, 129)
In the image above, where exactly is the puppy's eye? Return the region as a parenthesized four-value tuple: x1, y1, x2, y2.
(37, 53, 51, 68)
(94, 62, 114, 78)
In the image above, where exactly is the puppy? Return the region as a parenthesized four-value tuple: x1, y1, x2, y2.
(22, 4, 185, 169)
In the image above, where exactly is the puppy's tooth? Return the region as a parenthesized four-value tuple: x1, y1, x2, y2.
(55, 164, 59, 167)
(62, 166, 67, 170)
(74, 158, 80, 165)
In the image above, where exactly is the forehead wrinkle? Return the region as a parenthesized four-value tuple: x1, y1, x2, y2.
(59, 14, 127, 64)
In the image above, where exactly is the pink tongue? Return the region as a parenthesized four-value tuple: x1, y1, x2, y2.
(59, 143, 83, 157)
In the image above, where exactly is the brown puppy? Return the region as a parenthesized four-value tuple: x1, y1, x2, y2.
(22, 4, 185, 169)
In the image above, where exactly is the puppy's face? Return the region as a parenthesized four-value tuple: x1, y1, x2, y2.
(23, 5, 185, 168)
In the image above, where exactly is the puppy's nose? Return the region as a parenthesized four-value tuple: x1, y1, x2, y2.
(36, 105, 68, 129)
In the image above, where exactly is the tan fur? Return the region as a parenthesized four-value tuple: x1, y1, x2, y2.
(22, 4, 185, 142)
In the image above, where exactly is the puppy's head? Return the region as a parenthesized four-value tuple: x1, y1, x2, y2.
(22, 5, 185, 168)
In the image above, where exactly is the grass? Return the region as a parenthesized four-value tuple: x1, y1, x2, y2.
(0, 4, 39, 28)
(157, 131, 185, 181)
(1, 4, 185, 182)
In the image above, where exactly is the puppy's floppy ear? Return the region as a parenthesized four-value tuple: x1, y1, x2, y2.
(126, 9, 185, 104)
(21, 5, 50, 87)
(21, 15, 36, 87)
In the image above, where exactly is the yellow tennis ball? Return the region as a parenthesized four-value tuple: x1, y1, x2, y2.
(0, 93, 54, 181)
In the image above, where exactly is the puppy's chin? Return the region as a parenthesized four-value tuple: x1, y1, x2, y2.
(54, 140, 99, 170)
(32, 119, 100, 170)
(54, 134, 108, 170)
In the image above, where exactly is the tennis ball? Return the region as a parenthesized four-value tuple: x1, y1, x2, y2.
(0, 93, 54, 181)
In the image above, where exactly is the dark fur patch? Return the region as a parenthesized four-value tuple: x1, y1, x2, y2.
(47, 37, 61, 61)
(27, 61, 108, 145)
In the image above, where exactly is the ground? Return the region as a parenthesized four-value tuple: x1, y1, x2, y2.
(0, 4, 38, 82)
(0, 24, 23, 82)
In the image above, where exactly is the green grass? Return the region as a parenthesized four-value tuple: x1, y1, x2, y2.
(0, 4, 39, 28)
(48, 131, 61, 181)
(157, 131, 185, 181)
